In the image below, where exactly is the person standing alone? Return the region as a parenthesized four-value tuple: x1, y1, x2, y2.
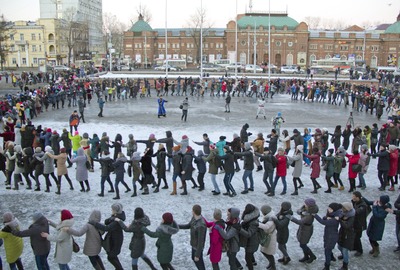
(181, 97, 189, 121)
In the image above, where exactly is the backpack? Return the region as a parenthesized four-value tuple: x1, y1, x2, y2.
(107, 161, 115, 172)
(257, 227, 272, 247)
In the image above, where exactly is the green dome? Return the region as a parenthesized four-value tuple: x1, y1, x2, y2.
(238, 15, 298, 30)
(129, 18, 152, 32)
(385, 21, 400, 34)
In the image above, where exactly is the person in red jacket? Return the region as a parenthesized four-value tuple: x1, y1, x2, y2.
(0, 126, 15, 149)
(269, 147, 287, 196)
(346, 150, 361, 192)
(388, 145, 399, 191)
(204, 209, 225, 270)
(304, 147, 322, 194)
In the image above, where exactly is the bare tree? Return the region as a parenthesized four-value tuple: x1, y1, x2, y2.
(135, 3, 152, 23)
(102, 12, 127, 59)
(186, 6, 213, 64)
(304, 16, 321, 30)
(59, 7, 89, 65)
(0, 14, 13, 70)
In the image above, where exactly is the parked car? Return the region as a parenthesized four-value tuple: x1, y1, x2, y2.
(260, 64, 278, 73)
(226, 62, 244, 71)
(310, 67, 329, 75)
(154, 65, 182, 71)
(199, 63, 223, 72)
(53, 65, 70, 71)
(280, 65, 299, 74)
(245, 64, 263, 73)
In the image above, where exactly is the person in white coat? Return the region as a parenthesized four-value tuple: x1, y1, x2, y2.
(259, 204, 277, 270)
(41, 210, 74, 270)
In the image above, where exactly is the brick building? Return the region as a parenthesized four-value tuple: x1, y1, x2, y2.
(123, 12, 400, 69)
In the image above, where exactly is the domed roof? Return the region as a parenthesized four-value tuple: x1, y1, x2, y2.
(129, 15, 153, 32)
(385, 21, 400, 34)
(237, 14, 299, 30)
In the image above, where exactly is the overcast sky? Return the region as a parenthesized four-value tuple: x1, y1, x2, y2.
(1, 0, 399, 29)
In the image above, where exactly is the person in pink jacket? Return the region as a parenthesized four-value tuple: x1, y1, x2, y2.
(304, 147, 322, 194)
(388, 145, 398, 191)
(346, 150, 361, 192)
(204, 209, 225, 270)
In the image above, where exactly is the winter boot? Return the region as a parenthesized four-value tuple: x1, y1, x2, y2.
(67, 178, 74, 190)
(85, 180, 90, 192)
(162, 178, 169, 189)
(282, 256, 291, 265)
(131, 185, 137, 197)
(299, 252, 309, 263)
(306, 251, 316, 263)
(132, 265, 138, 270)
(339, 262, 348, 270)
(142, 256, 157, 270)
(79, 181, 86, 192)
(142, 187, 149, 195)
(322, 263, 330, 270)
(180, 181, 188, 195)
(170, 182, 177, 195)
(372, 246, 380, 257)
(55, 185, 61, 195)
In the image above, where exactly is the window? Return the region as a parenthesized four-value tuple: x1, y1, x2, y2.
(241, 40, 246, 46)
(10, 34, 14, 41)
(309, 44, 317, 50)
(22, 58, 26, 64)
(39, 45, 42, 52)
(356, 55, 363, 61)
(10, 45, 15, 52)
(12, 58, 16, 64)
(287, 42, 293, 47)
(286, 54, 293, 66)
(276, 41, 281, 46)
(324, 44, 333, 50)
(204, 43, 208, 49)
(32, 45, 37, 52)
(31, 33, 36, 40)
(38, 33, 41, 40)
(20, 34, 24, 41)
(340, 45, 349, 51)
(21, 45, 25, 52)
(33, 58, 38, 64)
(371, 46, 379, 51)
(371, 56, 377, 67)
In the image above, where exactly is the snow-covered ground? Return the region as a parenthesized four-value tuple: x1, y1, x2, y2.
(1, 93, 399, 270)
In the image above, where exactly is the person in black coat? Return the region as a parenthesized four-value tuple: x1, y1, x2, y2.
(239, 204, 260, 270)
(337, 202, 355, 270)
(156, 130, 174, 171)
(92, 151, 115, 197)
(342, 125, 352, 150)
(370, 145, 390, 190)
(314, 203, 342, 270)
(270, 202, 292, 265)
(152, 144, 168, 192)
(393, 194, 400, 252)
(255, 147, 276, 195)
(193, 133, 211, 156)
(219, 145, 236, 196)
(351, 191, 368, 256)
(181, 146, 195, 195)
(110, 134, 123, 161)
(266, 129, 278, 155)
(227, 133, 241, 172)
(193, 150, 206, 191)
(90, 203, 126, 270)
(140, 148, 155, 195)
(12, 212, 51, 270)
(240, 123, 252, 146)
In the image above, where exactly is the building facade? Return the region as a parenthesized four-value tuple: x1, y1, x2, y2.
(123, 12, 400, 69)
(39, 0, 103, 54)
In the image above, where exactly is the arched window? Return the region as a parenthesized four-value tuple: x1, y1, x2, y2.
(309, 54, 316, 65)
(286, 53, 293, 66)
(325, 54, 331, 59)
(340, 55, 347, 60)
(48, 33, 54, 41)
(240, 53, 246, 64)
(356, 55, 363, 61)
(49, 45, 55, 53)
(371, 56, 378, 68)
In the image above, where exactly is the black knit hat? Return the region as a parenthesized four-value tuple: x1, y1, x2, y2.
(328, 203, 342, 212)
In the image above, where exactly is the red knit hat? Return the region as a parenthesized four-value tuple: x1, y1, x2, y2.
(61, 210, 73, 221)
(162, 212, 173, 224)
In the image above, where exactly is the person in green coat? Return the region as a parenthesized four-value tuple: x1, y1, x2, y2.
(322, 149, 335, 193)
(68, 131, 82, 155)
(142, 212, 179, 270)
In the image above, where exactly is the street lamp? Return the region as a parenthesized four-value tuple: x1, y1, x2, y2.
(235, 0, 238, 78)
(200, 0, 203, 81)
(165, 0, 168, 78)
(268, 0, 271, 83)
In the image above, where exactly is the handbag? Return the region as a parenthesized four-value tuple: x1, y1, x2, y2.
(352, 164, 362, 173)
(85, 160, 91, 169)
(101, 233, 111, 253)
(72, 237, 80, 253)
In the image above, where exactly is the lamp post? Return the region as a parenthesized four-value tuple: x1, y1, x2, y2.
(235, 0, 238, 78)
(200, 0, 203, 81)
(268, 0, 271, 83)
(253, 19, 256, 74)
(165, 0, 168, 78)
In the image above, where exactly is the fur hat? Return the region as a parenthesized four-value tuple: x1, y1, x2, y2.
(111, 203, 123, 214)
(389, 145, 397, 151)
(32, 212, 44, 223)
(35, 147, 42, 153)
(260, 205, 272, 216)
(296, 145, 304, 152)
(281, 201, 292, 211)
(305, 198, 316, 207)
(361, 144, 368, 150)
(162, 212, 173, 224)
(229, 208, 240, 219)
(61, 210, 73, 221)
(342, 202, 353, 211)
(244, 142, 251, 151)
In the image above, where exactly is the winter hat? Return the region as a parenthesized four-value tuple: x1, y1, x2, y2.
(293, 129, 299, 134)
(315, 128, 321, 133)
(182, 135, 188, 140)
(361, 144, 368, 151)
(277, 147, 284, 152)
(83, 133, 89, 139)
(102, 132, 107, 137)
(162, 212, 173, 224)
(128, 134, 133, 140)
(209, 144, 216, 150)
(45, 146, 52, 152)
(260, 205, 272, 216)
(111, 203, 123, 214)
(229, 208, 240, 219)
(32, 212, 44, 223)
(304, 198, 316, 207)
(328, 203, 342, 212)
(134, 207, 144, 219)
(233, 133, 239, 139)
(35, 147, 42, 153)
(148, 133, 156, 140)
(186, 146, 193, 153)
(52, 130, 57, 134)
(61, 210, 73, 221)
(132, 152, 141, 160)
(277, 112, 282, 117)
(296, 145, 304, 152)
(172, 145, 181, 152)
(264, 147, 270, 152)
(389, 145, 397, 151)
(281, 201, 292, 211)
(219, 136, 226, 141)
(197, 150, 204, 156)
(379, 195, 390, 205)
(328, 148, 334, 155)
(3, 212, 14, 223)
(46, 128, 52, 133)
(74, 131, 79, 136)
(342, 202, 353, 211)
(244, 142, 251, 151)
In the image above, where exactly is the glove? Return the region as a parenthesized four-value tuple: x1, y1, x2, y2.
(286, 214, 292, 220)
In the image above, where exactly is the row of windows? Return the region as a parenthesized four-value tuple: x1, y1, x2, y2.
(10, 45, 42, 52)
(10, 33, 42, 41)
(11, 57, 38, 65)
(132, 43, 225, 49)
(310, 44, 379, 51)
